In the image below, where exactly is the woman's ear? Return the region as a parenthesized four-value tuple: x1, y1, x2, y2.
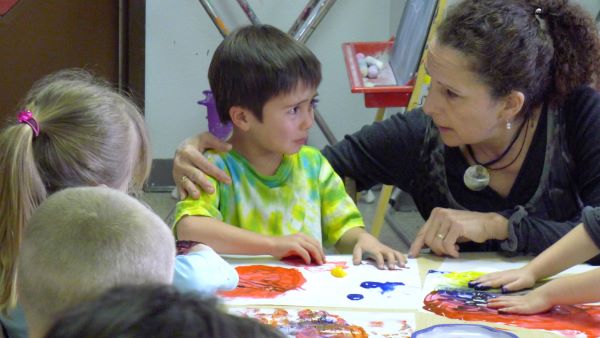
(229, 106, 251, 131)
(502, 90, 525, 121)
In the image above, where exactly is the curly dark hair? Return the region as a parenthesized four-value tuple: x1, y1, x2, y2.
(437, 0, 600, 115)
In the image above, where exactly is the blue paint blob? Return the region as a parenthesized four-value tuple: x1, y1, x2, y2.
(360, 281, 404, 294)
(347, 293, 364, 301)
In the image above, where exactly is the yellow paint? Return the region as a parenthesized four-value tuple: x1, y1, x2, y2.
(331, 266, 347, 278)
(443, 271, 486, 287)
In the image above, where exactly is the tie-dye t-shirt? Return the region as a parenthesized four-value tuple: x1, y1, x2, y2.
(174, 146, 363, 247)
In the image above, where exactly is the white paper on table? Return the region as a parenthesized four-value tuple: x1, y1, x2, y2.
(418, 265, 600, 338)
(220, 255, 422, 310)
(437, 256, 597, 277)
(229, 306, 416, 338)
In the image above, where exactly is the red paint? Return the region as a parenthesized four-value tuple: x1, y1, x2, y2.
(282, 257, 348, 273)
(220, 265, 306, 298)
(423, 291, 600, 337)
(238, 307, 368, 337)
(0, 0, 18, 15)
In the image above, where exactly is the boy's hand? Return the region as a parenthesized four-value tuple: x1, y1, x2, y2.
(270, 233, 325, 265)
(353, 232, 406, 270)
(470, 267, 536, 293)
(487, 289, 553, 314)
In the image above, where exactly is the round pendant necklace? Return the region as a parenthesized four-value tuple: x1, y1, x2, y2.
(463, 116, 529, 191)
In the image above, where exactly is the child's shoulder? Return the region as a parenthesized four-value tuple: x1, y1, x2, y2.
(297, 145, 325, 159)
(202, 150, 233, 169)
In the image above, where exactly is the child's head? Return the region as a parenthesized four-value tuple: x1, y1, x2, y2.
(17, 187, 175, 338)
(208, 24, 321, 123)
(44, 284, 284, 338)
(0, 68, 151, 312)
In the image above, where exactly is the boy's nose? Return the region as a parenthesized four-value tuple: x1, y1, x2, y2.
(302, 109, 315, 130)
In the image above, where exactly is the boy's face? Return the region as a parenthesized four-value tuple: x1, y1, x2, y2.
(247, 83, 318, 155)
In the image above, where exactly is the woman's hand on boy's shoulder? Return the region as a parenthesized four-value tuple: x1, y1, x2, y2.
(173, 132, 232, 199)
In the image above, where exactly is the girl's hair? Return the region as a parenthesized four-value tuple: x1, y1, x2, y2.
(0, 69, 151, 313)
(437, 0, 600, 115)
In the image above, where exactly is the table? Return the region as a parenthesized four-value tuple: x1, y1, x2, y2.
(220, 253, 598, 337)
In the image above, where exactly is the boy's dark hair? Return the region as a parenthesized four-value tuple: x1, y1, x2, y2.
(208, 24, 321, 123)
(44, 284, 284, 338)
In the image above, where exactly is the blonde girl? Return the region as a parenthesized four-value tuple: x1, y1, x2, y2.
(0, 69, 150, 337)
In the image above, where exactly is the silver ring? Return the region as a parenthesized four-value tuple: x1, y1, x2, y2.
(436, 233, 445, 240)
(180, 175, 190, 184)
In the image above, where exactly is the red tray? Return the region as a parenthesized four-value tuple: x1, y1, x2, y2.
(342, 41, 414, 108)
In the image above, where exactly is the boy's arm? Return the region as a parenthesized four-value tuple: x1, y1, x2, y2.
(176, 216, 324, 264)
(474, 223, 600, 291)
(488, 268, 600, 314)
(316, 152, 405, 269)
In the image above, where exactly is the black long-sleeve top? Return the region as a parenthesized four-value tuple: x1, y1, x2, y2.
(323, 86, 600, 260)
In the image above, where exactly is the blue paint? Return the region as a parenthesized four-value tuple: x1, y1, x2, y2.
(438, 289, 498, 306)
(360, 281, 404, 294)
(346, 293, 364, 301)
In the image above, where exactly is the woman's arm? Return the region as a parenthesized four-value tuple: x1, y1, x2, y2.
(322, 109, 428, 192)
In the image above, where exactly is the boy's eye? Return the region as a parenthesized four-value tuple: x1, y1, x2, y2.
(311, 98, 319, 108)
(446, 89, 458, 98)
(288, 106, 299, 114)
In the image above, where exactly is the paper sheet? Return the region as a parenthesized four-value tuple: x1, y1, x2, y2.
(419, 263, 600, 338)
(220, 255, 422, 310)
(229, 306, 415, 338)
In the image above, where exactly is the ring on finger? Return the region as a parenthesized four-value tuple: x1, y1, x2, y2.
(436, 233, 445, 240)
(180, 175, 190, 184)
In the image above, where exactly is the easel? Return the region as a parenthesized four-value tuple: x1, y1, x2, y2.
(198, 0, 339, 145)
(343, 0, 447, 239)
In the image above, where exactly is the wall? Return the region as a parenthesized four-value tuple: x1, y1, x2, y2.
(146, 0, 396, 160)
(146, 0, 600, 161)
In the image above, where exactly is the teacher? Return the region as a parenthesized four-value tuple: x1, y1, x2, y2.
(172, 0, 600, 261)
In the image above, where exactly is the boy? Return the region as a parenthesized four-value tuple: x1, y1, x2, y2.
(44, 284, 284, 338)
(17, 187, 176, 338)
(174, 24, 405, 269)
(472, 206, 600, 314)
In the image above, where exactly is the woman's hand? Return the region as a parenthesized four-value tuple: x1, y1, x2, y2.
(470, 267, 537, 293)
(173, 132, 232, 199)
(408, 208, 508, 258)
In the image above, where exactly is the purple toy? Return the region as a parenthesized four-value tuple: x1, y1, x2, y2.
(198, 90, 232, 140)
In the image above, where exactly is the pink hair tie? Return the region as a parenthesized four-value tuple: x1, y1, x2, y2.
(17, 110, 40, 137)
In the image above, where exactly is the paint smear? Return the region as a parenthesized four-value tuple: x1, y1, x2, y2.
(282, 257, 348, 273)
(360, 281, 405, 294)
(423, 271, 600, 337)
(347, 293, 364, 301)
(237, 307, 368, 337)
(220, 265, 306, 298)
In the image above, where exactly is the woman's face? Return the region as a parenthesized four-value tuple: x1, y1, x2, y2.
(422, 40, 508, 147)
